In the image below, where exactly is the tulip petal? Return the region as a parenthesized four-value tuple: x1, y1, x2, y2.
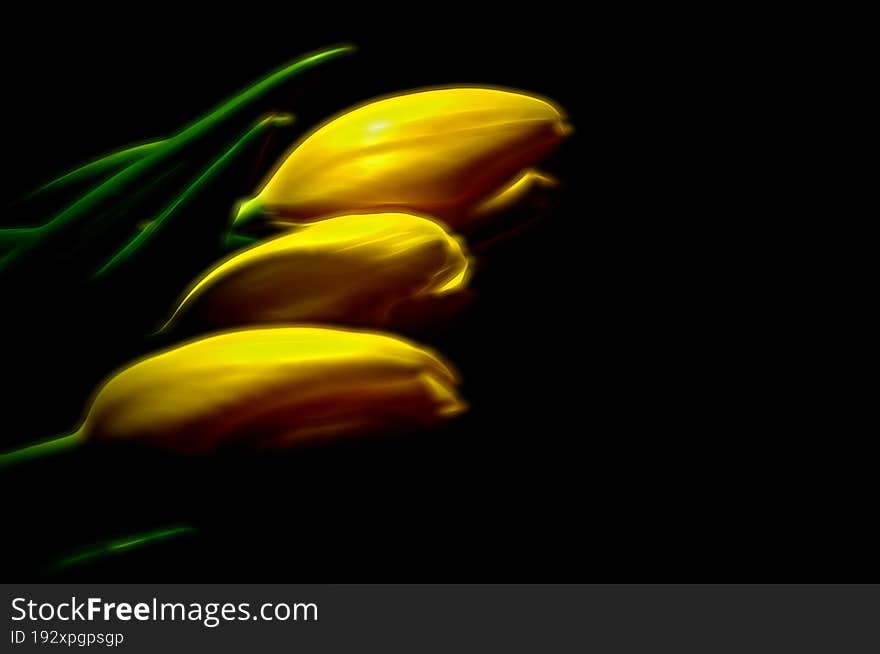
(470, 168, 559, 219)
(164, 213, 470, 331)
(82, 326, 464, 454)
(238, 87, 569, 230)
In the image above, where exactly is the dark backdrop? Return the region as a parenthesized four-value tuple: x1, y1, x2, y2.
(0, 12, 859, 581)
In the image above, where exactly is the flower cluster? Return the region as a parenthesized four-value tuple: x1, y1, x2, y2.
(84, 86, 568, 453)
(1, 78, 568, 460)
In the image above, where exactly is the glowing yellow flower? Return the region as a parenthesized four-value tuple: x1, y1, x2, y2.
(78, 327, 464, 454)
(164, 212, 469, 331)
(233, 87, 569, 232)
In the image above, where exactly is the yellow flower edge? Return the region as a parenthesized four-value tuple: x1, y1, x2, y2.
(81, 326, 465, 453)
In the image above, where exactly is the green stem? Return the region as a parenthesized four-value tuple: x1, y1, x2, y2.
(24, 140, 164, 200)
(231, 195, 269, 229)
(92, 114, 294, 278)
(0, 430, 83, 468)
(173, 44, 354, 144)
(51, 525, 197, 571)
(224, 231, 261, 250)
(0, 227, 41, 251)
(0, 44, 355, 276)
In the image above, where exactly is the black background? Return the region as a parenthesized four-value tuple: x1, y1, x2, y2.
(0, 12, 859, 581)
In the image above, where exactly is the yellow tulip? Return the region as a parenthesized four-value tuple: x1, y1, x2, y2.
(164, 212, 469, 331)
(233, 87, 569, 232)
(74, 327, 464, 454)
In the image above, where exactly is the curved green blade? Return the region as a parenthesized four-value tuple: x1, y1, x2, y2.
(173, 44, 354, 144)
(52, 526, 197, 571)
(0, 227, 40, 252)
(24, 140, 164, 200)
(0, 44, 355, 277)
(0, 431, 83, 468)
(93, 114, 294, 278)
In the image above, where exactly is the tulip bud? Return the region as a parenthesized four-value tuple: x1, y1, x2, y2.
(79, 327, 464, 453)
(164, 212, 469, 331)
(233, 87, 569, 232)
